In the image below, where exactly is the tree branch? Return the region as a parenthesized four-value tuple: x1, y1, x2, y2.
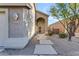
(56, 17, 70, 34)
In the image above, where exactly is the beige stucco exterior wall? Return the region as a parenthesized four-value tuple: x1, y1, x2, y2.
(49, 21, 65, 33)
(75, 27, 79, 33)
(0, 3, 35, 49)
(35, 11, 48, 34)
(36, 18, 45, 33)
(75, 19, 79, 33)
(28, 3, 35, 39)
(8, 4, 35, 39)
(49, 19, 79, 34)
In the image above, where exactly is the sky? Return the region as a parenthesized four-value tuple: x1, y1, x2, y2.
(36, 3, 58, 25)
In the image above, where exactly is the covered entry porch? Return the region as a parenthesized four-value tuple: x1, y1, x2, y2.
(35, 10, 48, 34)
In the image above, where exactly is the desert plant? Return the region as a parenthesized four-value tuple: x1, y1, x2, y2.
(50, 3, 79, 41)
(48, 30, 53, 36)
(59, 32, 67, 38)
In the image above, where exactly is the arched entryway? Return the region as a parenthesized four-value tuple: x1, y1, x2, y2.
(36, 17, 45, 33)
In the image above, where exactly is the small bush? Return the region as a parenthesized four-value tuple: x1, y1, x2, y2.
(48, 30, 53, 36)
(59, 32, 67, 38)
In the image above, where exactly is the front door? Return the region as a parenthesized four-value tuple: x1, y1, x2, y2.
(0, 8, 8, 46)
(39, 27, 41, 33)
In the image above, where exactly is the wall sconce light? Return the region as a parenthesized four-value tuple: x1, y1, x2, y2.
(13, 13, 19, 21)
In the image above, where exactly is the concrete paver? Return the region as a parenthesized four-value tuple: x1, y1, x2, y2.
(40, 40, 54, 45)
(33, 44, 57, 55)
(1, 34, 79, 56)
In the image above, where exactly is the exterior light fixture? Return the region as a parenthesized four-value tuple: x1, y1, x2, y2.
(13, 13, 19, 21)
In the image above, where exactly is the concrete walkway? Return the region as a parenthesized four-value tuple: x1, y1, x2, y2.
(0, 34, 57, 56)
(0, 36, 39, 55)
(1, 34, 79, 56)
(34, 44, 57, 55)
(40, 40, 54, 45)
(33, 34, 57, 55)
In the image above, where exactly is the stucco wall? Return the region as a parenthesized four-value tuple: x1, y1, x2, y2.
(8, 4, 35, 38)
(36, 18, 45, 33)
(0, 3, 35, 49)
(36, 11, 48, 34)
(21, 4, 35, 39)
(49, 21, 65, 33)
(29, 4, 35, 38)
(49, 20, 79, 34)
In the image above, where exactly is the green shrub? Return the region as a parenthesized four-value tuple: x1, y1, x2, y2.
(59, 32, 67, 38)
(48, 30, 53, 36)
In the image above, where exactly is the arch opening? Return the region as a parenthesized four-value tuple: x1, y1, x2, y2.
(36, 17, 45, 34)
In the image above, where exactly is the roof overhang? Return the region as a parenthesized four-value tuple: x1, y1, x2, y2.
(0, 3, 32, 9)
(36, 10, 49, 17)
